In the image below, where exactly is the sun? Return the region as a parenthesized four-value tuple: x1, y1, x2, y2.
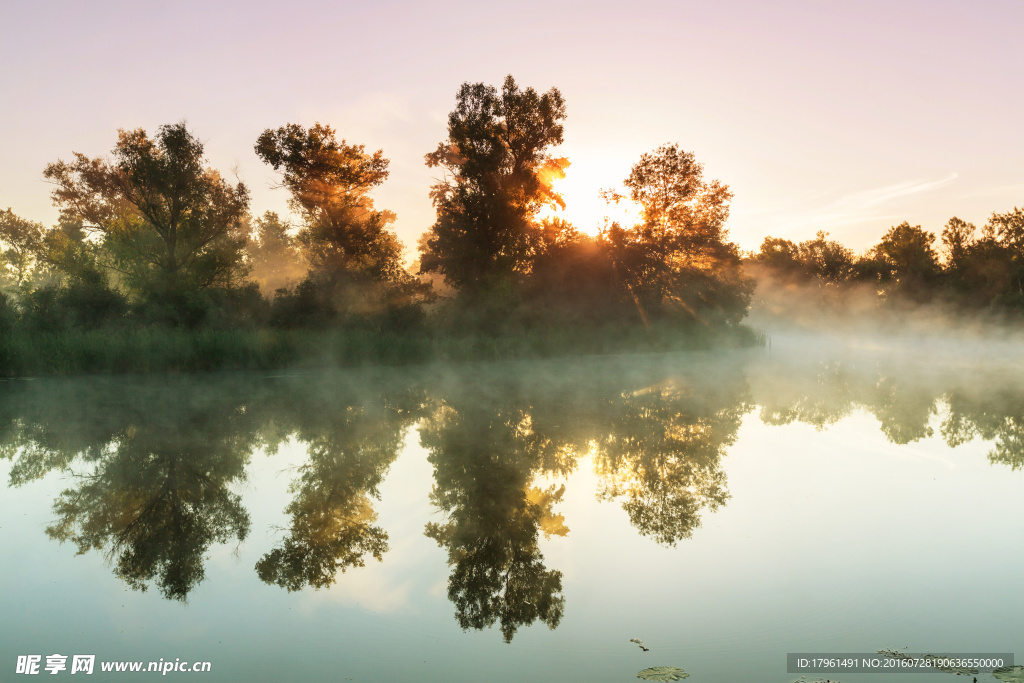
(540, 155, 642, 235)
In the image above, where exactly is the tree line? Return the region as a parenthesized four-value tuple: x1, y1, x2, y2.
(749, 211, 1024, 310)
(2, 74, 1021, 370)
(0, 75, 751, 357)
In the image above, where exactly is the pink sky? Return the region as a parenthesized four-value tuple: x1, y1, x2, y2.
(1, 0, 1021, 258)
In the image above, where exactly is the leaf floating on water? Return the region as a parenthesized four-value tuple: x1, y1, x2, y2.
(994, 665, 1024, 682)
(637, 666, 689, 681)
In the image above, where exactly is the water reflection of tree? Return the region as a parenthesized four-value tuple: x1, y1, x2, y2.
(8, 353, 1020, 621)
(592, 374, 748, 545)
(1, 378, 260, 601)
(943, 381, 1024, 470)
(255, 385, 423, 591)
(420, 396, 569, 643)
(419, 361, 748, 639)
(47, 430, 251, 602)
(754, 360, 938, 441)
(870, 375, 936, 445)
(755, 361, 857, 429)
(751, 356, 1024, 468)
(0, 373, 426, 601)
(0, 379, 140, 486)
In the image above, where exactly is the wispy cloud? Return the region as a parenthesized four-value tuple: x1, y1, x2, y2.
(734, 173, 959, 238)
(828, 174, 960, 216)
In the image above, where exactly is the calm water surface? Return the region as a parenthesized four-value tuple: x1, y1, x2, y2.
(2, 346, 1022, 682)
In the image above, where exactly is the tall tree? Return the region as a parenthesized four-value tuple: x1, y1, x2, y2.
(941, 216, 977, 269)
(986, 206, 1024, 251)
(255, 123, 427, 321)
(44, 122, 250, 302)
(752, 236, 801, 273)
(869, 221, 939, 290)
(986, 207, 1024, 300)
(419, 75, 568, 293)
(604, 144, 751, 324)
(797, 230, 856, 284)
(255, 124, 407, 283)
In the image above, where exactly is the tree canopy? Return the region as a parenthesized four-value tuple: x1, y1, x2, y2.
(419, 75, 568, 292)
(604, 143, 752, 324)
(0, 208, 44, 290)
(255, 123, 407, 284)
(244, 211, 305, 294)
(44, 123, 251, 304)
(255, 123, 427, 324)
(871, 221, 940, 288)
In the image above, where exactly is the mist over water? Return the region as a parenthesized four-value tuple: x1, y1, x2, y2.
(1, 346, 1022, 681)
(748, 266, 1024, 377)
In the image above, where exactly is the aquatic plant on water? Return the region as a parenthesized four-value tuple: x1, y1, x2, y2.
(636, 666, 689, 681)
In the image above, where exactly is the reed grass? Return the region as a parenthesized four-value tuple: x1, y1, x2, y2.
(0, 322, 765, 377)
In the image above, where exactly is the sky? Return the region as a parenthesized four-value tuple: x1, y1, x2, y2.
(1, 0, 1022, 260)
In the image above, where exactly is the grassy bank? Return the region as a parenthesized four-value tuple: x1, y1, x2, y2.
(0, 323, 765, 377)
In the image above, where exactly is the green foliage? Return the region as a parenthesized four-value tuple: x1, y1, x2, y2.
(0, 291, 16, 333)
(798, 231, 857, 284)
(8, 83, 1024, 373)
(245, 211, 306, 294)
(0, 327, 302, 376)
(255, 124, 400, 280)
(947, 237, 1019, 308)
(520, 222, 634, 327)
(604, 143, 753, 324)
(986, 207, 1024, 302)
(749, 207, 1024, 314)
(20, 271, 127, 331)
(0, 208, 45, 290)
(941, 216, 976, 268)
(44, 122, 251, 308)
(35, 217, 100, 284)
(256, 123, 430, 322)
(987, 206, 1024, 250)
(419, 75, 568, 292)
(751, 231, 855, 286)
(869, 221, 940, 292)
(6, 82, 764, 364)
(753, 236, 801, 272)
(267, 277, 335, 328)
(422, 138, 756, 336)
(936, 209, 1024, 309)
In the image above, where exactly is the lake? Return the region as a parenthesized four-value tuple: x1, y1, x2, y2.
(2, 342, 1022, 682)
